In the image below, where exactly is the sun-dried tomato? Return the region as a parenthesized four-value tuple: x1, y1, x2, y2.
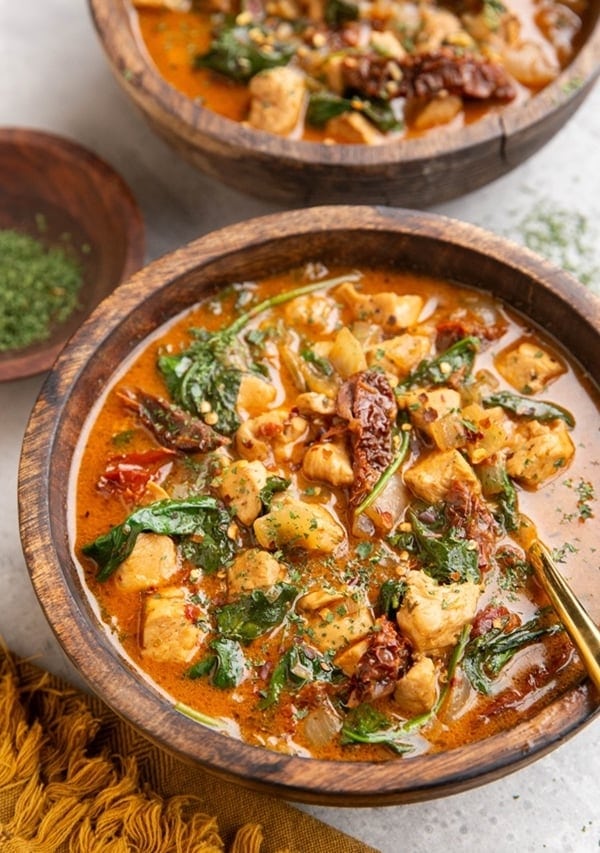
(336, 370, 397, 508)
(346, 618, 412, 707)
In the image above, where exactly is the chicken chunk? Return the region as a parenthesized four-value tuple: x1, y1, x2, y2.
(410, 93, 463, 131)
(460, 402, 509, 464)
(114, 532, 178, 592)
(236, 410, 309, 464)
(248, 67, 306, 136)
(236, 374, 277, 418)
(397, 570, 481, 653)
(495, 340, 565, 394)
(284, 293, 339, 333)
(328, 327, 368, 379)
(367, 333, 431, 381)
(302, 440, 354, 487)
(298, 586, 374, 653)
(334, 638, 371, 676)
(294, 391, 336, 416)
(506, 418, 575, 486)
(218, 459, 270, 526)
(404, 449, 481, 504)
(227, 548, 285, 597)
(403, 387, 462, 439)
(142, 587, 205, 663)
(254, 499, 345, 553)
(337, 283, 424, 333)
(394, 656, 438, 717)
(325, 111, 383, 145)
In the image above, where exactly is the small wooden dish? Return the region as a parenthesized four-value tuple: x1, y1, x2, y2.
(0, 128, 145, 381)
(18, 206, 600, 806)
(88, 0, 600, 206)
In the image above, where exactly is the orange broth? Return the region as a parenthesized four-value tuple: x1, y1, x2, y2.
(75, 265, 598, 761)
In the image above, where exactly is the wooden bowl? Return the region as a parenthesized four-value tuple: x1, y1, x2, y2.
(19, 206, 600, 806)
(88, 0, 600, 206)
(0, 128, 145, 381)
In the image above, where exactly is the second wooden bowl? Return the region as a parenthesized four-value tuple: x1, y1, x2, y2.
(89, 0, 600, 206)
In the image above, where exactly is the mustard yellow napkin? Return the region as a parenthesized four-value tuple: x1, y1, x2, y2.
(0, 646, 379, 852)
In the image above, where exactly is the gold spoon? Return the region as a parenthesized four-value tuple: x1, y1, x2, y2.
(528, 539, 600, 693)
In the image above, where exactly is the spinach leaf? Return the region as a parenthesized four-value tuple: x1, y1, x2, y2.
(82, 496, 233, 582)
(301, 348, 334, 376)
(463, 613, 562, 694)
(216, 583, 298, 643)
(259, 475, 291, 510)
(159, 274, 360, 436)
(186, 637, 247, 689)
(341, 704, 414, 754)
(378, 578, 407, 619)
(396, 336, 480, 392)
(325, 0, 359, 26)
(483, 390, 574, 428)
(194, 25, 295, 82)
(306, 92, 401, 133)
(259, 643, 343, 708)
(409, 508, 481, 584)
(477, 458, 519, 532)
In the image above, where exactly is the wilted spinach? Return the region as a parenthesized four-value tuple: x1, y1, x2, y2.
(259, 475, 291, 510)
(159, 274, 359, 436)
(259, 643, 343, 708)
(194, 24, 295, 82)
(477, 458, 519, 532)
(483, 390, 574, 427)
(306, 91, 401, 133)
(377, 578, 407, 619)
(82, 496, 233, 581)
(186, 637, 247, 689)
(396, 336, 480, 392)
(462, 612, 562, 694)
(406, 505, 481, 584)
(216, 583, 298, 643)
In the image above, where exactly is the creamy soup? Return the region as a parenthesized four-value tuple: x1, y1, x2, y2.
(75, 265, 598, 761)
(132, 0, 590, 142)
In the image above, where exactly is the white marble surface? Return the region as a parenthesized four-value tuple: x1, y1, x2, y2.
(1, 2, 599, 851)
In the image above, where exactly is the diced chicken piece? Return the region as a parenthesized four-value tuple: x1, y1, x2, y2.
(393, 656, 438, 717)
(404, 449, 481, 504)
(328, 327, 368, 379)
(536, 3, 582, 65)
(236, 410, 309, 464)
(218, 459, 270, 526)
(367, 333, 431, 381)
(254, 499, 345, 553)
(411, 94, 463, 131)
(326, 111, 383, 145)
(416, 7, 464, 52)
(248, 67, 306, 137)
(336, 283, 424, 333)
(495, 340, 566, 393)
(298, 587, 374, 653)
(236, 374, 277, 418)
(506, 419, 575, 486)
(302, 440, 354, 487)
(460, 402, 510, 464)
(397, 570, 481, 653)
(142, 587, 205, 663)
(294, 391, 336, 416)
(334, 638, 371, 676)
(227, 548, 284, 597)
(403, 387, 462, 439)
(284, 293, 339, 334)
(114, 532, 178, 592)
(501, 41, 559, 88)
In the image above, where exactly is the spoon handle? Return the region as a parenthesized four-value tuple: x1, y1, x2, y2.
(529, 540, 600, 693)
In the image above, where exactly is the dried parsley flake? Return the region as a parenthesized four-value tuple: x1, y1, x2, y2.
(0, 228, 83, 352)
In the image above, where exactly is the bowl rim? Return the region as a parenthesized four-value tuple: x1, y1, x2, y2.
(18, 205, 600, 806)
(0, 126, 145, 382)
(88, 0, 600, 170)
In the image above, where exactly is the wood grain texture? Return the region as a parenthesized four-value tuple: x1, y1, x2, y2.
(0, 127, 145, 381)
(88, 0, 600, 206)
(18, 207, 600, 805)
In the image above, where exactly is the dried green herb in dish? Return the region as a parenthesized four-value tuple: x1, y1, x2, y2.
(0, 228, 83, 352)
